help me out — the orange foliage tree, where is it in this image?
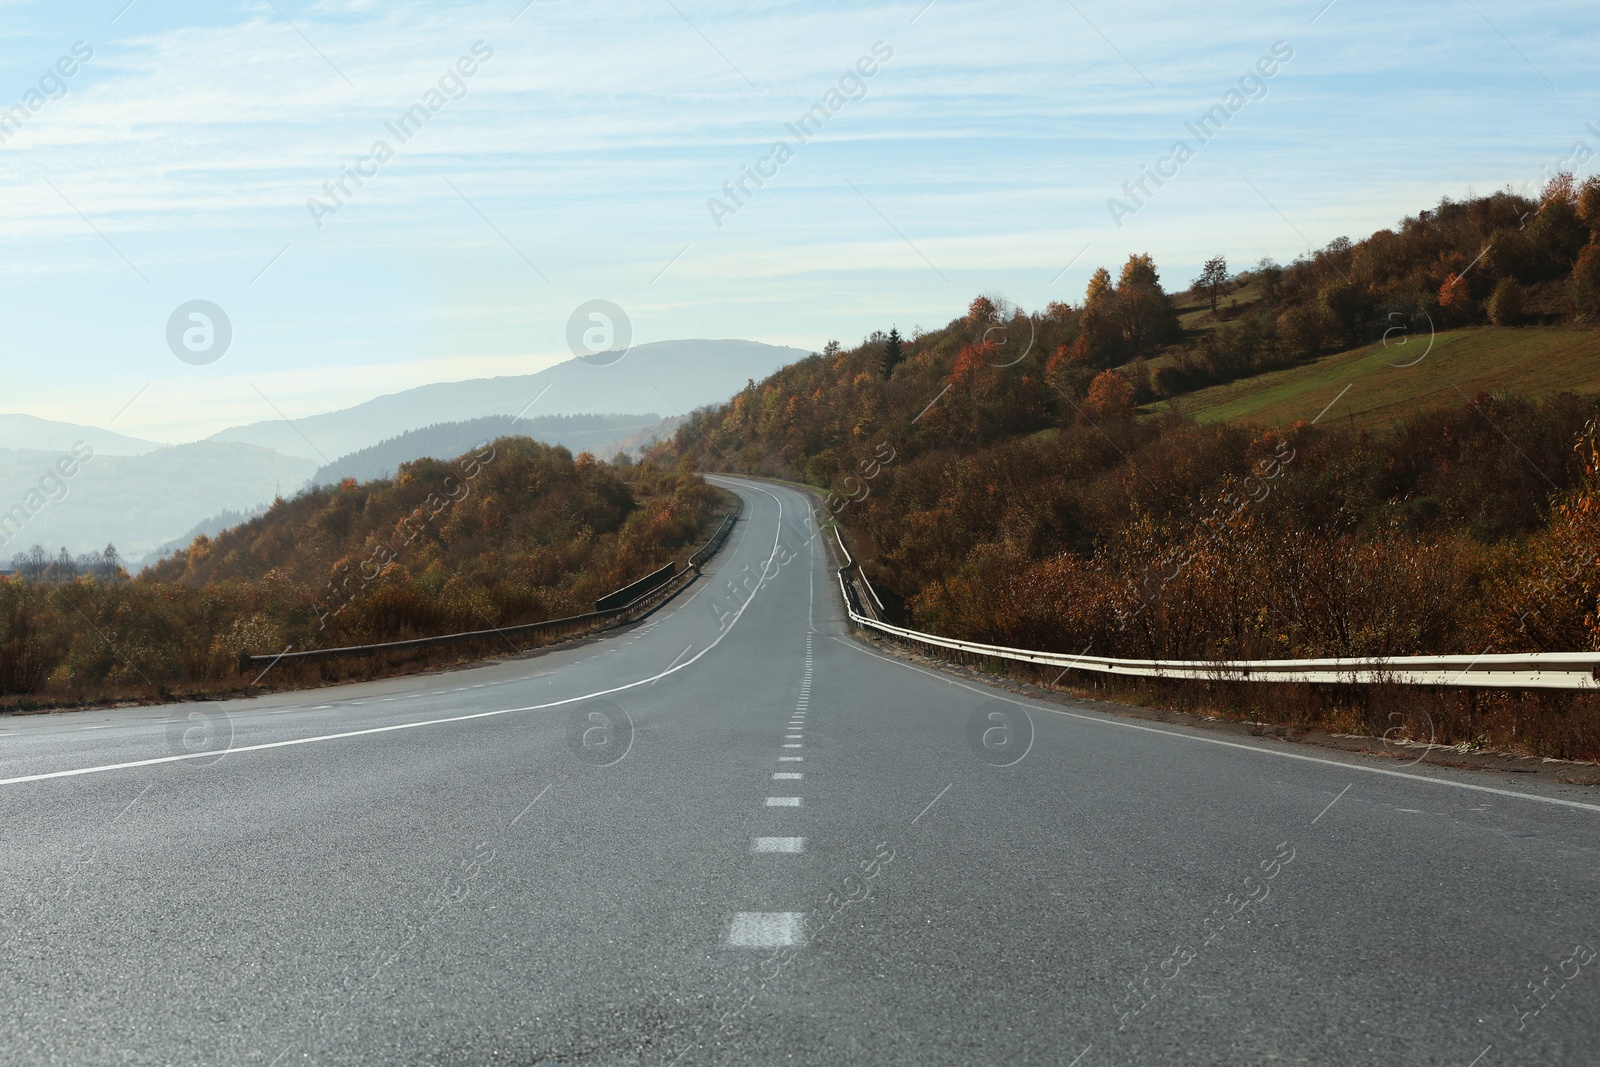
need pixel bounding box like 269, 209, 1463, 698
1085, 369, 1137, 420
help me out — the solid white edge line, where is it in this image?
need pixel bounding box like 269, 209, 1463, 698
0, 485, 791, 790
829, 636, 1600, 815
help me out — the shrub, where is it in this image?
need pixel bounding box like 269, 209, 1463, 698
1488, 277, 1524, 325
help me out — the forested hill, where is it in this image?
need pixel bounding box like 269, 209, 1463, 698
148, 438, 713, 614
0, 440, 721, 709
654, 180, 1600, 666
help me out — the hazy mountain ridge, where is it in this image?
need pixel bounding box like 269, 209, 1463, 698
307, 414, 670, 486
0, 414, 161, 456
210, 339, 809, 463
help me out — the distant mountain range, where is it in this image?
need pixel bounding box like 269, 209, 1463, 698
306, 414, 673, 486
0, 414, 161, 456
3, 338, 805, 561
209, 339, 807, 463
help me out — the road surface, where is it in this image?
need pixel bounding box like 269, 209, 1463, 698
1, 477, 1597, 1065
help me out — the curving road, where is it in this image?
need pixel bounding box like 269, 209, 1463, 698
2, 477, 1598, 1066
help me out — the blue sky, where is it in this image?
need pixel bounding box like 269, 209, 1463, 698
1, 0, 1596, 442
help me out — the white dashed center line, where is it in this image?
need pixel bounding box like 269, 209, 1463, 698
779, 756, 804, 762
728, 912, 806, 947
766, 796, 802, 807
752, 837, 806, 853
773, 772, 803, 779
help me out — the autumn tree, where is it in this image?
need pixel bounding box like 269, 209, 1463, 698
1085, 369, 1137, 421
948, 340, 994, 386
1319, 278, 1373, 347
1120, 253, 1160, 289
1578, 175, 1600, 238
1193, 255, 1228, 312
1528, 173, 1588, 272
1111, 285, 1180, 359
1084, 267, 1113, 307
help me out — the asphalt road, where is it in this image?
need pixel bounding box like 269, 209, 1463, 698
2, 477, 1598, 1066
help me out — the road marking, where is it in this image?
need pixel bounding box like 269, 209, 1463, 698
773, 772, 803, 779
0, 488, 793, 791
786, 734, 803, 740
728, 912, 805, 947
833, 637, 1600, 815
766, 797, 802, 807
752, 837, 806, 853
783, 743, 803, 748
779, 756, 804, 762
79, 724, 117, 731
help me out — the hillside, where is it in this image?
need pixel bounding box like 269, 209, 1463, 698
652, 182, 1600, 680
2, 440, 722, 706
210, 339, 810, 463
1171, 326, 1600, 431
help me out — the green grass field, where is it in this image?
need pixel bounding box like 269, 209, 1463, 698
1154, 326, 1600, 430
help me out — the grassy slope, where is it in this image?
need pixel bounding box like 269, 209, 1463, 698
1155, 326, 1600, 431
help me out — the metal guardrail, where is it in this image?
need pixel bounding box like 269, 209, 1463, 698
596, 562, 677, 612
689, 511, 737, 570
239, 506, 741, 673
832, 552, 1600, 691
